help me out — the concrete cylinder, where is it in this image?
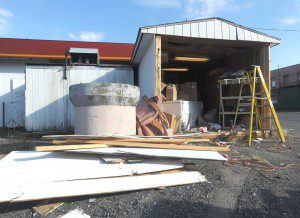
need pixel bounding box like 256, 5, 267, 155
69, 83, 140, 135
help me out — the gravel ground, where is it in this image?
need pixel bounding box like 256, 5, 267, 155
0, 129, 299, 217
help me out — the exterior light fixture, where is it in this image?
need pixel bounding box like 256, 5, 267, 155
162, 68, 189, 72
174, 56, 210, 62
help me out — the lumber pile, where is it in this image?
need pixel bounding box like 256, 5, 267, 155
0, 133, 229, 203
136, 96, 180, 136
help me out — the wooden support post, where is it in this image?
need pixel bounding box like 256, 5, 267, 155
155, 36, 162, 96
261, 46, 271, 129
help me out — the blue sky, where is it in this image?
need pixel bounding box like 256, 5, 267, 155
0, 0, 299, 70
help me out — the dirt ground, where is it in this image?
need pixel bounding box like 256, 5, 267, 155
0, 113, 299, 217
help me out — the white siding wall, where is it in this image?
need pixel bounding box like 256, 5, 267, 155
138, 35, 156, 97
0, 60, 25, 128
25, 65, 134, 131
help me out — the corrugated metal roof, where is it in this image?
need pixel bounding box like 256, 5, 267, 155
140, 17, 280, 43
131, 18, 281, 64
0, 38, 134, 61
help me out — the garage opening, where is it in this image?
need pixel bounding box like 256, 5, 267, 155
160, 35, 271, 127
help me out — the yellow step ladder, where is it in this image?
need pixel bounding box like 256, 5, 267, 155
233, 65, 285, 146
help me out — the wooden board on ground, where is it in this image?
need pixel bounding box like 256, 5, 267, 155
42, 132, 202, 140
194, 131, 270, 139
51, 138, 211, 145
33, 201, 64, 215
68, 147, 228, 161
0, 171, 205, 203
0, 151, 183, 183
36, 141, 230, 152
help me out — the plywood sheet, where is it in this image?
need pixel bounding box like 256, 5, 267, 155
69, 147, 227, 161
0, 171, 205, 202
0, 151, 183, 183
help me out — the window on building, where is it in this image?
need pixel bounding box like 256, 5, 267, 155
298, 72, 300, 81
283, 74, 289, 86
272, 80, 276, 87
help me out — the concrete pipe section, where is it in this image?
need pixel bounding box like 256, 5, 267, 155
69, 83, 140, 135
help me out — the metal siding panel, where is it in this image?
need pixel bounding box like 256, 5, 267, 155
191, 22, 199, 37
221, 22, 230, 40
165, 25, 174, 35
258, 34, 265, 42
182, 23, 190, 37
264, 36, 270, 42
206, 20, 215, 38
174, 24, 183, 36
198, 21, 207, 38
147, 28, 157, 34
244, 29, 252, 41
229, 25, 237, 40
156, 26, 166, 34
32, 68, 40, 130
214, 20, 222, 39
40, 68, 46, 129
237, 27, 245, 40
0, 60, 25, 127
250, 32, 258, 41
25, 66, 65, 131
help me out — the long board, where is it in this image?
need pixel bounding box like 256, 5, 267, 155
35, 142, 230, 152
52, 138, 211, 145
0, 171, 205, 203
0, 151, 183, 183
42, 132, 202, 140
68, 147, 228, 161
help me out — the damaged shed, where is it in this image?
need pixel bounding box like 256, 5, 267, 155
131, 18, 280, 129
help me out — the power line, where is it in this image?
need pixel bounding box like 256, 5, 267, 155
249, 27, 300, 32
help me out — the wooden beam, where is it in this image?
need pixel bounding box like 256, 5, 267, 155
260, 46, 271, 129
155, 35, 162, 96
36, 141, 230, 152
52, 138, 211, 145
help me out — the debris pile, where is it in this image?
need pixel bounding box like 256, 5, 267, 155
0, 132, 230, 203
136, 96, 181, 136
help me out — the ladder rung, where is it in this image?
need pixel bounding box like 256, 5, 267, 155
254, 97, 268, 100
239, 103, 252, 106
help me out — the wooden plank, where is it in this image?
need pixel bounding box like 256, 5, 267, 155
36, 141, 230, 152
0, 151, 183, 183
262, 46, 271, 128
43, 130, 268, 141
69, 148, 228, 161
52, 138, 210, 145
155, 35, 162, 95
166, 84, 177, 101
33, 201, 64, 215
0, 171, 205, 202
42, 132, 203, 140
163, 112, 180, 134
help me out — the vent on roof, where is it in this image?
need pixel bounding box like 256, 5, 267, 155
69, 47, 99, 65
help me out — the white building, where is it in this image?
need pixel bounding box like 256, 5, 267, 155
0, 38, 134, 131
